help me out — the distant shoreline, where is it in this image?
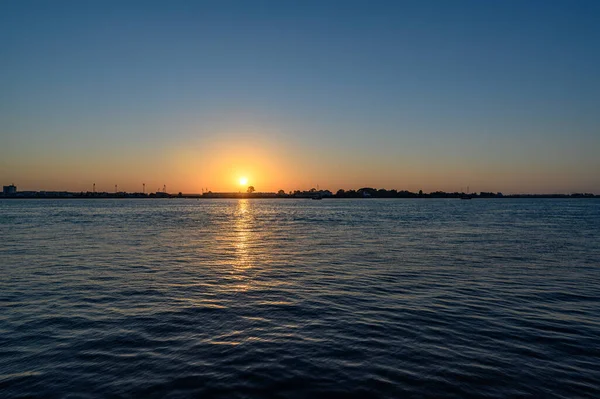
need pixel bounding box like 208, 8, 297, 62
2, 185, 597, 199
1, 193, 597, 200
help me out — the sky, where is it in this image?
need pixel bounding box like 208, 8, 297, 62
1, 0, 599, 194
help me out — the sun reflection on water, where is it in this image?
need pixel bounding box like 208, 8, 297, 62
231, 199, 253, 291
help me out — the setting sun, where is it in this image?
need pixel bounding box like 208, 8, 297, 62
239, 177, 248, 186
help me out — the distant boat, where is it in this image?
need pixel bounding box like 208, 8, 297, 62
460, 186, 473, 200
312, 193, 323, 200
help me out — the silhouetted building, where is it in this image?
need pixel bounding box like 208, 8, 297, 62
3, 184, 16, 196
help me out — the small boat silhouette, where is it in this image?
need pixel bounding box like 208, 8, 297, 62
460, 186, 473, 200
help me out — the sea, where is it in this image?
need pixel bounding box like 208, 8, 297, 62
1, 198, 599, 398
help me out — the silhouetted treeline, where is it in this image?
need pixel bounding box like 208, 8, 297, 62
1, 188, 597, 199
332, 188, 503, 198
331, 189, 595, 199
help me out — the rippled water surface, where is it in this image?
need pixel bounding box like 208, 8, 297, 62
1, 198, 600, 398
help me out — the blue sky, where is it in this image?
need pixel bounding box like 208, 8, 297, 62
1, 0, 599, 193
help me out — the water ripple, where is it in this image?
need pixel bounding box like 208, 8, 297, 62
1, 198, 599, 398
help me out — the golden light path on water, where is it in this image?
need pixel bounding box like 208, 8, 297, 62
232, 199, 252, 291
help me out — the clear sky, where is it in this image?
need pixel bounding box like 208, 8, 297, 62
1, 0, 599, 194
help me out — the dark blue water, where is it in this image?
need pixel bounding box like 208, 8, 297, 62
1, 199, 599, 398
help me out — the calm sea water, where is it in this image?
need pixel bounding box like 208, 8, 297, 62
1, 198, 599, 398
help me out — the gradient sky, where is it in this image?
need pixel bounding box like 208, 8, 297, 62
1, 0, 599, 194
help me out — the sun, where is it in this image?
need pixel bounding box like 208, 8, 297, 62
239, 177, 248, 186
